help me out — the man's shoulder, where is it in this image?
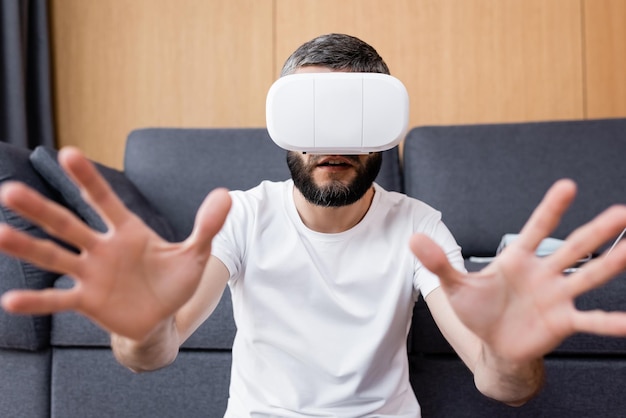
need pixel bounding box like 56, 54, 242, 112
226, 180, 292, 217
231, 179, 291, 198
374, 183, 439, 214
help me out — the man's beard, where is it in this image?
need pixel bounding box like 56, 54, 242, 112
286, 152, 383, 207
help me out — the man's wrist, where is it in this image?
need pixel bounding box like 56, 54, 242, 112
474, 345, 545, 406
110, 318, 179, 373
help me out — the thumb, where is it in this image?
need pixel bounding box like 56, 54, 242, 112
409, 233, 464, 288
188, 188, 232, 254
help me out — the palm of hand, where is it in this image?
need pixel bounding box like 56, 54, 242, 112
0, 147, 231, 341
411, 179, 626, 363
70, 217, 209, 340
446, 245, 574, 363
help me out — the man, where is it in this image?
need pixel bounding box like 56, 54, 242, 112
2, 34, 626, 417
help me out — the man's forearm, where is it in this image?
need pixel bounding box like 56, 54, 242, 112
111, 318, 180, 373
473, 345, 545, 406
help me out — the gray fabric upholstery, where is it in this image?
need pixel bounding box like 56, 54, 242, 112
410, 357, 626, 417
124, 127, 403, 242
405, 118, 626, 417
3, 123, 626, 417
51, 348, 231, 418
30, 146, 176, 241
124, 128, 291, 242
0, 348, 51, 417
51, 275, 236, 349
404, 118, 626, 257
410, 271, 626, 356
0, 141, 61, 350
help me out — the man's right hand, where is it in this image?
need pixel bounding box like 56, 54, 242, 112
0, 147, 232, 342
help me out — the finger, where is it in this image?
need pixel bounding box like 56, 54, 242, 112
1, 287, 80, 315
515, 179, 577, 253
410, 233, 465, 288
1, 181, 99, 250
548, 205, 626, 272
571, 309, 626, 337
57, 147, 131, 228
188, 188, 232, 255
566, 240, 626, 297
0, 223, 81, 275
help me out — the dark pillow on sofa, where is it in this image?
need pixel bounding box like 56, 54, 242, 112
0, 142, 63, 350
29, 146, 175, 242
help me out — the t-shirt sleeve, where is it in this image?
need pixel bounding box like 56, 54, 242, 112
413, 216, 466, 298
210, 191, 248, 280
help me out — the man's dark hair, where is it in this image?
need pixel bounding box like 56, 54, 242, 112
280, 33, 390, 76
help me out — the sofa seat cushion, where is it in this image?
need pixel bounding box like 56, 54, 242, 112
51, 348, 230, 418
0, 142, 64, 350
51, 275, 236, 349
0, 348, 51, 416
29, 146, 175, 241
410, 355, 626, 417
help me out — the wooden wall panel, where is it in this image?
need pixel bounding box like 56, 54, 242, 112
50, 1, 625, 167
50, 0, 274, 168
275, 0, 585, 127
584, 0, 626, 118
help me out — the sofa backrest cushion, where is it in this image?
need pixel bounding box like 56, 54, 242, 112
124, 128, 403, 242
403, 118, 626, 258
0, 142, 61, 350
405, 118, 626, 357
124, 128, 290, 242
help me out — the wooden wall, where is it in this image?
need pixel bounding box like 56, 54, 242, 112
50, 0, 626, 168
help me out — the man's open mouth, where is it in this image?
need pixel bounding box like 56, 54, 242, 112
316, 156, 357, 167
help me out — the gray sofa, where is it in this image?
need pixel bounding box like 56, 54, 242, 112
1, 119, 625, 417
406, 118, 626, 417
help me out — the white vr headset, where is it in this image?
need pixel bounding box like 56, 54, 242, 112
266, 72, 409, 154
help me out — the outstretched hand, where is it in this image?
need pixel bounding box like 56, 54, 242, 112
410, 179, 626, 363
0, 147, 231, 341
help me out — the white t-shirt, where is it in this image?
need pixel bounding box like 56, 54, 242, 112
211, 180, 464, 417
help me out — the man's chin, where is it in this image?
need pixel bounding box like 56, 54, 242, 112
313, 171, 356, 185
313, 181, 353, 195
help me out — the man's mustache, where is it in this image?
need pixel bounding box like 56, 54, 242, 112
309, 155, 362, 165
